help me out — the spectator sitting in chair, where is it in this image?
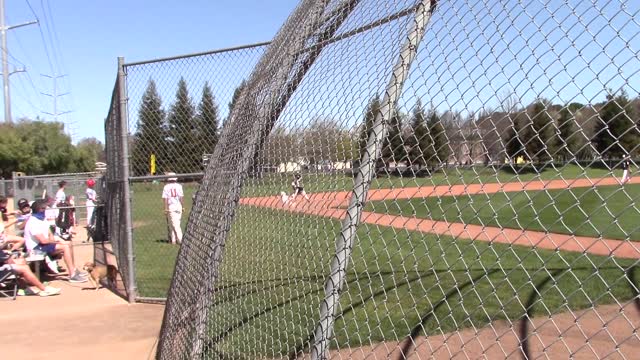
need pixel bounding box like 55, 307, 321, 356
1, 249, 61, 296
24, 199, 87, 283
0, 196, 25, 252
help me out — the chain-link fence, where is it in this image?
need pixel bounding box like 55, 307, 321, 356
103, 0, 640, 358
103, 44, 269, 301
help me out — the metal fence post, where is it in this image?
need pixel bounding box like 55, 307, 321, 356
310, 1, 437, 358
117, 56, 137, 303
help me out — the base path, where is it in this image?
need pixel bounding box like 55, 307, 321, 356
241, 177, 640, 259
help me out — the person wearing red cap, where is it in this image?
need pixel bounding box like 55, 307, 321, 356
85, 179, 97, 228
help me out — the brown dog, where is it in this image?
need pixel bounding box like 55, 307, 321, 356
82, 262, 118, 290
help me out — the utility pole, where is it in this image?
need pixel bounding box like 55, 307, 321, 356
41, 73, 71, 122
0, 0, 37, 123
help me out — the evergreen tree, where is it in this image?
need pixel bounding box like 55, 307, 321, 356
504, 113, 525, 162
381, 111, 406, 165
593, 91, 639, 158
227, 80, 247, 122
526, 100, 557, 162
427, 110, 450, 166
557, 107, 582, 161
196, 82, 220, 161
406, 100, 430, 168
359, 96, 382, 163
166, 77, 197, 173
131, 79, 166, 176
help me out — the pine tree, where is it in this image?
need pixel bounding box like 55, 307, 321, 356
427, 110, 450, 166
227, 80, 247, 122
381, 111, 406, 165
131, 79, 166, 176
527, 100, 557, 162
504, 113, 525, 162
196, 82, 220, 162
593, 91, 639, 159
557, 107, 581, 161
166, 77, 197, 173
359, 96, 382, 164
406, 101, 430, 168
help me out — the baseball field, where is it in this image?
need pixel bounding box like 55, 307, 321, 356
129, 164, 640, 356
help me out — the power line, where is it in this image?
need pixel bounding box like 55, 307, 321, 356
0, 0, 37, 122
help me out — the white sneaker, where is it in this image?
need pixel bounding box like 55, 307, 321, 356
280, 191, 288, 204
45, 256, 59, 274
39, 286, 61, 297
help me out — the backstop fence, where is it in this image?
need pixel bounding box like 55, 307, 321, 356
103, 0, 640, 358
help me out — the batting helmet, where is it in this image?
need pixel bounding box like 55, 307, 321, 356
87, 178, 96, 187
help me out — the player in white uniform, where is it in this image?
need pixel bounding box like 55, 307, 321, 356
162, 173, 184, 245
282, 173, 310, 205
621, 156, 632, 185
85, 178, 97, 227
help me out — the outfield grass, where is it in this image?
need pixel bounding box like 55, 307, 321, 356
368, 184, 640, 241
127, 168, 638, 356
202, 207, 637, 357
242, 164, 617, 197
130, 181, 196, 297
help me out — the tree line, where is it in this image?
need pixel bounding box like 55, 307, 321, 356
0, 119, 104, 178
133, 76, 640, 175
260, 91, 640, 171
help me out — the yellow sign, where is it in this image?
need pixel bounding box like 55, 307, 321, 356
150, 153, 156, 175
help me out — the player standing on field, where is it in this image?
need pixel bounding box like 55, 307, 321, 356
621, 156, 632, 185
284, 173, 310, 205
162, 172, 184, 245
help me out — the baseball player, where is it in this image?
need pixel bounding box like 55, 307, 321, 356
162, 172, 184, 244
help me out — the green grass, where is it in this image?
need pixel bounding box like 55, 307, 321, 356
242, 164, 616, 197
200, 207, 637, 357
368, 184, 640, 241
127, 167, 638, 356
130, 181, 197, 297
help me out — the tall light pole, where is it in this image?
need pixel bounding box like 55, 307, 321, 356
0, 0, 37, 123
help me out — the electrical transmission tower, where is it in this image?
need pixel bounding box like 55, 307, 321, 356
41, 73, 72, 122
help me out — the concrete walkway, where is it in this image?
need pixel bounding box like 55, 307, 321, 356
1, 240, 164, 360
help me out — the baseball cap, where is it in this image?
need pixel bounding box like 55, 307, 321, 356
166, 172, 178, 181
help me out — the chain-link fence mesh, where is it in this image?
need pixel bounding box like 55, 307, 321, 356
105, 75, 135, 301
120, 43, 268, 299
102, 0, 640, 357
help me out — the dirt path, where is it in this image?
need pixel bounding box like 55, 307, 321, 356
241, 177, 640, 258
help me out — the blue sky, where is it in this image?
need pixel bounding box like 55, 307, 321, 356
4, 0, 300, 142
4, 0, 640, 145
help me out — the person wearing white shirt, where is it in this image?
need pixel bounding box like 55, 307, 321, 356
85, 178, 98, 226
24, 199, 87, 283
162, 173, 184, 245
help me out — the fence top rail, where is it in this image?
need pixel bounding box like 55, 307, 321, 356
122, 41, 272, 67
15, 171, 101, 180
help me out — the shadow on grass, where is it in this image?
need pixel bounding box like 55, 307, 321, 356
198, 266, 630, 359
396, 269, 500, 359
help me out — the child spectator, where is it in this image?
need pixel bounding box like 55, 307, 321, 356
85, 178, 97, 227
